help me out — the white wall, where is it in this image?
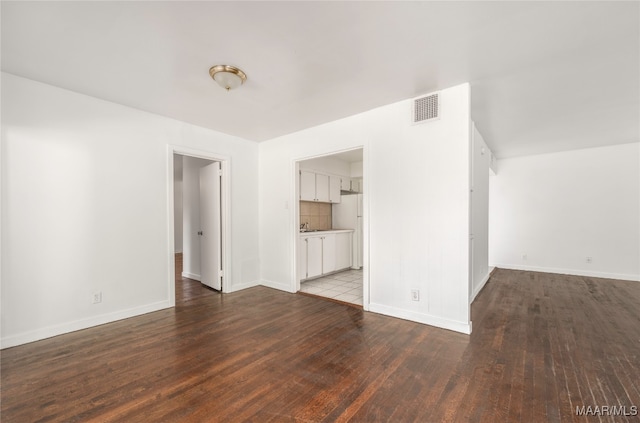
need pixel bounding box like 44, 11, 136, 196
173, 154, 183, 253
489, 143, 640, 281
299, 155, 351, 178
181, 156, 213, 280
1, 73, 260, 348
350, 161, 363, 178
259, 83, 474, 333
470, 123, 492, 302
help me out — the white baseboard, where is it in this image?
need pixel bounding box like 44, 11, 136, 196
260, 279, 296, 293
0, 300, 172, 349
493, 264, 640, 282
182, 271, 201, 281
259, 280, 470, 334
470, 267, 494, 303
368, 303, 472, 335
227, 280, 259, 293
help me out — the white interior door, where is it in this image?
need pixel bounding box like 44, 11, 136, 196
199, 162, 222, 290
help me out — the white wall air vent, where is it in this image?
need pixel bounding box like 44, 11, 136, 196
413, 93, 440, 124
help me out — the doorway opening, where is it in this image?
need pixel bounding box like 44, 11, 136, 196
294, 148, 366, 308
168, 146, 230, 306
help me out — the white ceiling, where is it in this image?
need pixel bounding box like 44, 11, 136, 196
2, 1, 638, 158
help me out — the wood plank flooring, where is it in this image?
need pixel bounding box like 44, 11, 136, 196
1, 263, 639, 422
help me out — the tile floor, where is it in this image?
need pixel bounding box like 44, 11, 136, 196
299, 269, 363, 306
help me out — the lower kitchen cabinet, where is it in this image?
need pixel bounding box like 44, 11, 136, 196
321, 234, 336, 274
297, 237, 307, 282
306, 236, 323, 279
334, 233, 352, 270
299, 231, 353, 281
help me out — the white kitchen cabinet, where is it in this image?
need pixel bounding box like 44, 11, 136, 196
306, 236, 323, 279
321, 234, 336, 274
298, 237, 307, 281
315, 173, 330, 202
299, 230, 354, 281
300, 170, 337, 203
335, 233, 352, 270
300, 171, 316, 202
329, 176, 342, 204
341, 177, 350, 191
350, 178, 362, 193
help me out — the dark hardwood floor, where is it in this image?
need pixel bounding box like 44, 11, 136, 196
1, 259, 639, 422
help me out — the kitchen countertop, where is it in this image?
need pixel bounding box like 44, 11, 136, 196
299, 229, 354, 235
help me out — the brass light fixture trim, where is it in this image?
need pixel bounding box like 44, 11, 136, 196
209, 65, 247, 91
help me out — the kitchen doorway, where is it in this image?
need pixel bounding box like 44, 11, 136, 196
294, 148, 366, 308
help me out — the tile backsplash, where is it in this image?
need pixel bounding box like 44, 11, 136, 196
300, 201, 332, 230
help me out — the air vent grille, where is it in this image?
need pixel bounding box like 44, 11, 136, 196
413, 93, 439, 123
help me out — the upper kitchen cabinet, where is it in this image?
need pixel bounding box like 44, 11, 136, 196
340, 178, 363, 193
351, 178, 363, 193
300, 170, 316, 201
299, 170, 341, 203
316, 173, 330, 202
329, 176, 341, 203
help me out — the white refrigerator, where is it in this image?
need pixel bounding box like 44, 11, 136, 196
332, 194, 363, 269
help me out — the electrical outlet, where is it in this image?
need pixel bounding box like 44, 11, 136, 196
586, 257, 593, 264
92, 291, 102, 304
411, 290, 420, 301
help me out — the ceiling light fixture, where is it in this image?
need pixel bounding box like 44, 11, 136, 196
209, 65, 247, 91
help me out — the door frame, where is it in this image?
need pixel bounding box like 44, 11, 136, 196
166, 145, 231, 304
292, 146, 369, 311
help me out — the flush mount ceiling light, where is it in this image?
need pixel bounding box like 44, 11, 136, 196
209, 65, 247, 91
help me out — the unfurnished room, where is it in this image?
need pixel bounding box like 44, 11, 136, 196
1, 1, 639, 422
